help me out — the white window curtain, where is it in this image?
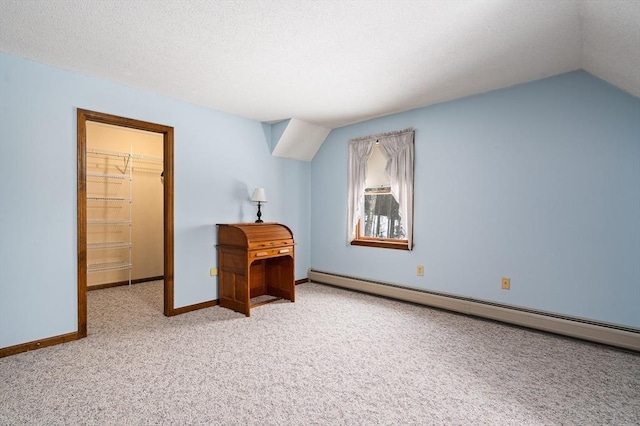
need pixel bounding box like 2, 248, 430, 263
347, 138, 375, 244
347, 128, 415, 249
378, 130, 414, 249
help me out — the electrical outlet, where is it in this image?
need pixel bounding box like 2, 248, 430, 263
210, 268, 218, 276
501, 277, 510, 290
417, 265, 424, 276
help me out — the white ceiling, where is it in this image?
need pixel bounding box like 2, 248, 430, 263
1, 0, 638, 130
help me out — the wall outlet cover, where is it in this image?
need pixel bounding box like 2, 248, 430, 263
501, 277, 510, 290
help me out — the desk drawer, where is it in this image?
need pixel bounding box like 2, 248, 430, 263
250, 246, 293, 260
248, 239, 294, 250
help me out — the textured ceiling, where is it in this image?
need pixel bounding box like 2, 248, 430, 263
0, 0, 638, 129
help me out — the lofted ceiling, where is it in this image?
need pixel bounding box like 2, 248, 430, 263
0, 0, 638, 132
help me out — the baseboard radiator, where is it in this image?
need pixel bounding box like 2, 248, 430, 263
307, 269, 640, 352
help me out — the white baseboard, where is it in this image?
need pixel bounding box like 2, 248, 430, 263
307, 269, 640, 352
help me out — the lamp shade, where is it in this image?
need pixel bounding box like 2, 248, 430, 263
251, 188, 267, 203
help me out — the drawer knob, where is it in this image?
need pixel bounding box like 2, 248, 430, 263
279, 249, 290, 254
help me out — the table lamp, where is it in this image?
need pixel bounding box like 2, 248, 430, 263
251, 188, 267, 223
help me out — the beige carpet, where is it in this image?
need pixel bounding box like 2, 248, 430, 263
0, 280, 638, 425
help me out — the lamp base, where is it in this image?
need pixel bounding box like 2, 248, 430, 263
255, 202, 263, 223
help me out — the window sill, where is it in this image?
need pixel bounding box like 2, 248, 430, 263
350, 239, 410, 251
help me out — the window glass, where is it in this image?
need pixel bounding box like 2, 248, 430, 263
362, 188, 405, 239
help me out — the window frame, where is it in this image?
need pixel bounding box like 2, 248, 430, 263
351, 186, 410, 250
347, 128, 415, 251
351, 220, 410, 250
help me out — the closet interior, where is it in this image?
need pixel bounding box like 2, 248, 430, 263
86, 122, 164, 289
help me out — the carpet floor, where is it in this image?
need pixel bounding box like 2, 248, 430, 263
0, 280, 638, 425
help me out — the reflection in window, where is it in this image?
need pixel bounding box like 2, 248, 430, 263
362, 188, 405, 239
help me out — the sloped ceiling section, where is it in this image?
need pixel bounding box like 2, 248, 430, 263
271, 119, 331, 162
0, 1, 638, 161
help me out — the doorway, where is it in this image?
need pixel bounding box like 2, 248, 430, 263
77, 109, 175, 339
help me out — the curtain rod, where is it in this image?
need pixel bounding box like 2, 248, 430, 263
349, 127, 414, 143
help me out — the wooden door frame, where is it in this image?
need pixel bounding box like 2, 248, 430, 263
77, 108, 175, 338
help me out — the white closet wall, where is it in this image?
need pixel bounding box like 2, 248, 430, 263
86, 122, 164, 287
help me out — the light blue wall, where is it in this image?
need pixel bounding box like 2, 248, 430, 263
0, 53, 311, 348
311, 71, 640, 328
2, 55, 638, 349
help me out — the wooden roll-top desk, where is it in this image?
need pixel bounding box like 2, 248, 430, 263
216, 223, 295, 316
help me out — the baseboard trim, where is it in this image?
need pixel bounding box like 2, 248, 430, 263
170, 280, 306, 315
88, 276, 164, 291
0, 332, 80, 358
307, 269, 640, 352
169, 299, 218, 316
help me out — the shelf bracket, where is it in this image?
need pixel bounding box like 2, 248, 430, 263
116, 155, 130, 174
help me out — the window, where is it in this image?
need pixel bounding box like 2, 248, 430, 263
362, 187, 405, 240
347, 128, 414, 250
